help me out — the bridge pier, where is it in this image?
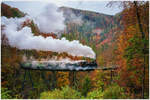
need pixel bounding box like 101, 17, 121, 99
51, 71, 57, 90
110, 69, 113, 83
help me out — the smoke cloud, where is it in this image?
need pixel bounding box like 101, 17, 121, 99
68, 11, 83, 25
33, 3, 66, 33
1, 15, 95, 58
63, 8, 83, 25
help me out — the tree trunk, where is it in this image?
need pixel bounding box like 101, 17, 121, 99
133, 1, 146, 99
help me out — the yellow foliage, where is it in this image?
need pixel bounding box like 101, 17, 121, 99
56, 72, 70, 88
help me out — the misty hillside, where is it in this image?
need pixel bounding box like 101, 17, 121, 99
60, 7, 114, 29
1, 3, 122, 43
60, 6, 123, 55
1, 3, 123, 62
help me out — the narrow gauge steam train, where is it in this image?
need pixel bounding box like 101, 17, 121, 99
66, 59, 98, 68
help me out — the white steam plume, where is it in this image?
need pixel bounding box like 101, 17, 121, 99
68, 11, 83, 25
1, 16, 95, 59
62, 8, 83, 25
33, 3, 65, 33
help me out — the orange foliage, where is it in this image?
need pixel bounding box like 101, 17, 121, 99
56, 72, 70, 88
115, 2, 149, 96
38, 33, 57, 38
100, 38, 110, 45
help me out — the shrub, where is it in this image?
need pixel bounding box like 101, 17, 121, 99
40, 89, 63, 99
103, 83, 127, 99
86, 89, 103, 99
1, 88, 12, 99
81, 76, 91, 96
40, 86, 82, 99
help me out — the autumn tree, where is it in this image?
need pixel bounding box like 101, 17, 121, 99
109, 1, 149, 98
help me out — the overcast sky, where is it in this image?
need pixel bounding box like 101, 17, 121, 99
3, 0, 123, 16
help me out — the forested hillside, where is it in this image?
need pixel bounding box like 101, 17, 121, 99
60, 6, 123, 66
1, 1, 149, 99
1, 3, 25, 17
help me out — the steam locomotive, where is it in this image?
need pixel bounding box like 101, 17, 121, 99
79, 60, 97, 67
68, 59, 97, 68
